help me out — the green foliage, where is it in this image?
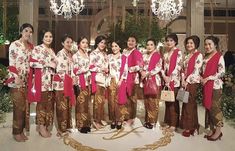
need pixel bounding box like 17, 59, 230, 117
0, 5, 19, 43
0, 64, 12, 123
0, 6, 3, 35
0, 110, 6, 123
0, 64, 8, 84
0, 7, 5, 45
0, 34, 6, 45
221, 64, 235, 120
107, 15, 166, 49
197, 65, 235, 121
196, 85, 203, 105
6, 8, 19, 42
0, 92, 11, 113
221, 92, 235, 119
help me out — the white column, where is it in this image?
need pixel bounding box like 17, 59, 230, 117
19, 0, 39, 45
186, 0, 204, 51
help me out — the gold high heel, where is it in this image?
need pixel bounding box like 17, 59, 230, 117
13, 135, 25, 142
207, 132, 223, 141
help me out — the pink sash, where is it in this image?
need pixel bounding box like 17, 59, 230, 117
27, 58, 42, 103
73, 68, 86, 90
167, 49, 179, 90
203, 52, 221, 110
186, 51, 200, 78
126, 49, 143, 96
5, 66, 18, 84
147, 52, 161, 84
118, 55, 127, 105
53, 74, 62, 82
8, 66, 18, 74
89, 65, 97, 93
28, 42, 34, 50
64, 74, 76, 106
79, 74, 86, 90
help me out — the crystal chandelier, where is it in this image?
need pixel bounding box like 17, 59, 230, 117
50, 0, 85, 20
151, 0, 183, 21
132, 0, 139, 7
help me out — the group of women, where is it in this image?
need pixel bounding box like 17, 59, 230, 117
7, 23, 225, 143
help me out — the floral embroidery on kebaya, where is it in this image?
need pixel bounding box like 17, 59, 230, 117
53, 49, 73, 91
143, 52, 162, 86
162, 48, 183, 87
182, 50, 203, 84
72, 50, 90, 86
202, 55, 225, 89
8, 40, 32, 88
108, 53, 122, 84
30, 44, 57, 92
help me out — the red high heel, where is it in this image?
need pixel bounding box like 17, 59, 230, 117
190, 125, 200, 136
182, 125, 200, 137
207, 132, 223, 141
182, 130, 191, 137
204, 130, 216, 138
144, 122, 153, 129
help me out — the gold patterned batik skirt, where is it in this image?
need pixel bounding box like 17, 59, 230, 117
55, 91, 72, 133
205, 89, 223, 130
75, 87, 91, 128
144, 95, 160, 124
36, 91, 54, 127
108, 78, 127, 122
164, 88, 180, 127
180, 84, 199, 130
10, 88, 30, 135
93, 85, 106, 123
125, 84, 139, 120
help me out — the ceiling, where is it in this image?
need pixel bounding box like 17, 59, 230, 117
2, 0, 235, 9
203, 0, 235, 8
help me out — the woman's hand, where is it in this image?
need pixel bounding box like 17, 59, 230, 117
164, 76, 171, 84
182, 81, 188, 89
50, 62, 57, 68
102, 68, 109, 74
141, 71, 147, 80
15, 77, 23, 85
182, 80, 188, 89
201, 77, 209, 85
118, 79, 123, 87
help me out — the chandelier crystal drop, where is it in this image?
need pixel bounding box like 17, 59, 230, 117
132, 0, 139, 7
151, 0, 183, 21
50, 0, 85, 20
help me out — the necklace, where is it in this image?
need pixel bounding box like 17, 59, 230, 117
205, 50, 216, 60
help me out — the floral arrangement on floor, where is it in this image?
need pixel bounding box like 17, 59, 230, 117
197, 64, 235, 125
0, 34, 6, 45
221, 65, 235, 121
71, 41, 78, 54
0, 64, 12, 123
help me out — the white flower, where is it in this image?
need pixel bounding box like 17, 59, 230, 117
71, 41, 78, 54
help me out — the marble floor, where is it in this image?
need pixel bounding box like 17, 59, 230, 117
0, 101, 235, 151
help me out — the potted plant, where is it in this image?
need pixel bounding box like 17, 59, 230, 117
0, 64, 12, 123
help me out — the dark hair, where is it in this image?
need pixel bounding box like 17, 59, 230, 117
39, 29, 53, 45
112, 40, 123, 49
146, 38, 157, 46
128, 35, 138, 43
19, 23, 34, 38
184, 35, 200, 49
94, 35, 106, 49
77, 36, 88, 45
165, 33, 178, 46
20, 23, 34, 33
77, 36, 89, 49
204, 35, 220, 50
61, 34, 73, 43
224, 51, 235, 68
